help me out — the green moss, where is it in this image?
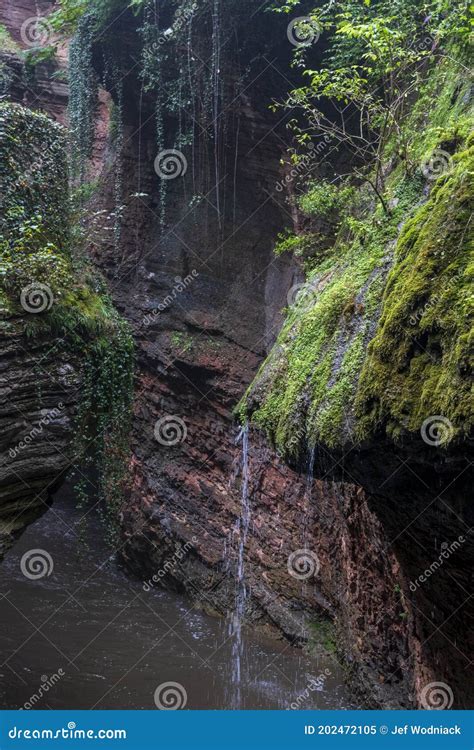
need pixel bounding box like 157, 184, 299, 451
0, 24, 20, 54
248, 178, 421, 457
170, 330, 194, 353
244, 58, 472, 459
0, 103, 70, 248
0, 102, 134, 541
404, 58, 473, 168
355, 143, 473, 442
307, 618, 337, 655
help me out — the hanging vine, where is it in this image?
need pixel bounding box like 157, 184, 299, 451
139, 0, 167, 227
68, 11, 98, 184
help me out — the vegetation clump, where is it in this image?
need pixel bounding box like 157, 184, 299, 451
241, 0, 472, 459
355, 140, 473, 442
0, 102, 134, 542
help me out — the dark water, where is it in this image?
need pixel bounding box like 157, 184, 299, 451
0, 481, 354, 710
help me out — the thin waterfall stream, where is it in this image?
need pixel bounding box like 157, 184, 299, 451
230, 422, 251, 708
0, 468, 353, 710
303, 446, 316, 548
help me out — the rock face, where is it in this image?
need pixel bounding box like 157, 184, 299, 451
0, 99, 77, 555
0, 100, 133, 559
69, 3, 448, 709
0, 328, 81, 556
66, 3, 470, 709
122, 427, 417, 708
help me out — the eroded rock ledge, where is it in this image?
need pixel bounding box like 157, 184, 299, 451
0, 102, 133, 557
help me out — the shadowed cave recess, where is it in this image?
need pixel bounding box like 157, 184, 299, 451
0, 0, 472, 711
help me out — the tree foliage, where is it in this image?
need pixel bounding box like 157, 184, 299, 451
274, 0, 472, 210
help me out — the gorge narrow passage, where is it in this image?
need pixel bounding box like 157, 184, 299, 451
0, 480, 354, 711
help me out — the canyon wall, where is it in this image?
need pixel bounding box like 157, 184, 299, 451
76, 3, 472, 709
0, 100, 79, 555
0, 98, 132, 557
1, 0, 471, 710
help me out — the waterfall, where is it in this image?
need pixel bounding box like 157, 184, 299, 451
302, 445, 316, 548
299, 446, 316, 600
230, 422, 250, 708
211, 0, 222, 228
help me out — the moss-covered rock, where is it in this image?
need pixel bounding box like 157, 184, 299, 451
242, 62, 473, 461
355, 141, 473, 442
0, 102, 134, 542
242, 175, 425, 457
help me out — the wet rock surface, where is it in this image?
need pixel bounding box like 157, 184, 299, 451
0, 326, 81, 557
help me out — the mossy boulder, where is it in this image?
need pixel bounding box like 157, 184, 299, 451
243, 110, 472, 460
355, 141, 473, 443
0, 102, 134, 541
242, 175, 425, 457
